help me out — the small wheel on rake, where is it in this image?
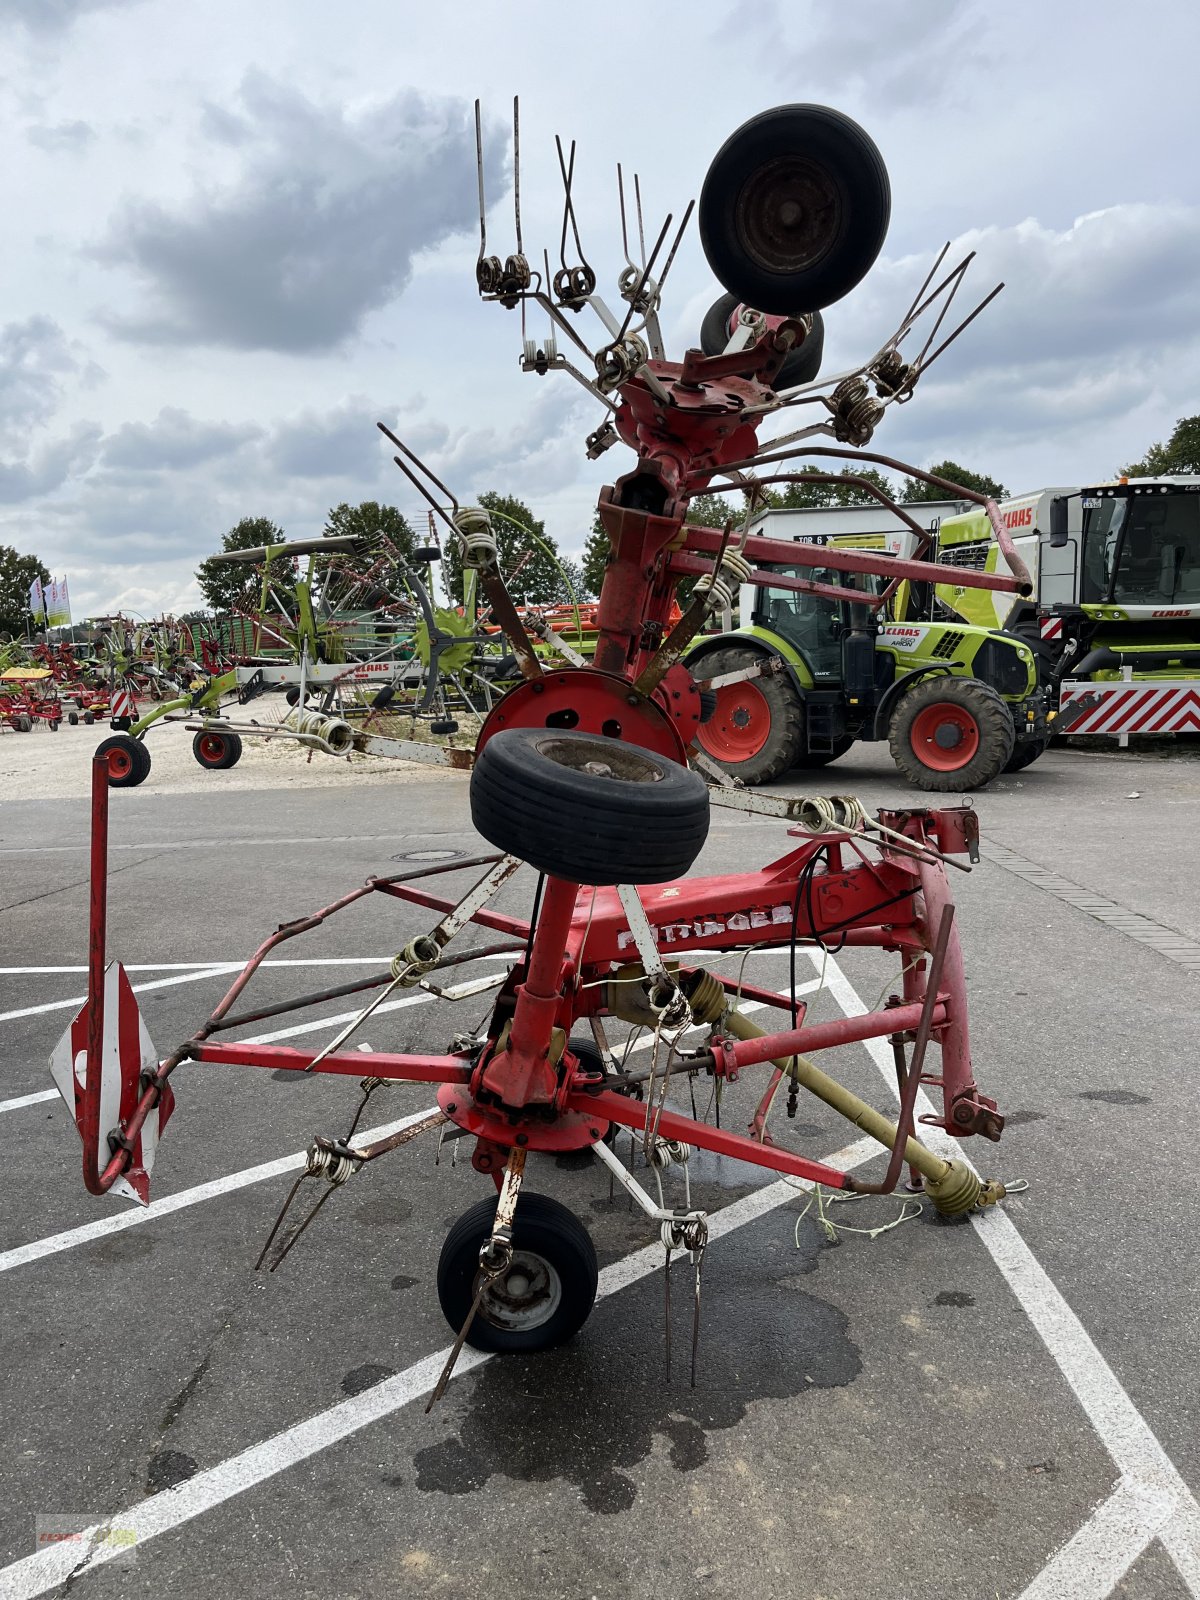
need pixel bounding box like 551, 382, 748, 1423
429, 718, 459, 736
95, 733, 151, 788
471, 728, 710, 885
83, 711, 95, 726
67, 711, 79, 726
436, 1192, 598, 1352
192, 730, 243, 771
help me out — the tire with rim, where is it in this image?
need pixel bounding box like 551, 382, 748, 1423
68, 711, 79, 726
192, 730, 243, 770
699, 104, 890, 313
699, 293, 825, 389
470, 728, 709, 884
437, 1191, 598, 1353
96, 733, 151, 788
1005, 738, 1046, 773
692, 646, 805, 784
83, 711, 95, 725
13, 714, 33, 733
888, 676, 1015, 792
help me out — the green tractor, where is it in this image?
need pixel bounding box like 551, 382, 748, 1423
689, 553, 1044, 791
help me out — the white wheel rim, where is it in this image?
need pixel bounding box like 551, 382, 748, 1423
475, 1249, 563, 1332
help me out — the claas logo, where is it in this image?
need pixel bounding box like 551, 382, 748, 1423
1001, 506, 1034, 529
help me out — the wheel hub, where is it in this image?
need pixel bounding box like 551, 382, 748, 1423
476, 1251, 562, 1330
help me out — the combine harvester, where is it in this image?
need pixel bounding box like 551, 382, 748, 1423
934, 477, 1200, 747
54, 99, 1033, 1381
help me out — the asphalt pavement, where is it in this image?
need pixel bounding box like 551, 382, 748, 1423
1, 739, 1197, 1600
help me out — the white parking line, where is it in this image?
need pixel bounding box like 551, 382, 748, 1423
5, 948, 1197, 1597
0, 966, 243, 1025
813, 950, 1200, 1600
0, 1135, 879, 1600
0, 992, 440, 1274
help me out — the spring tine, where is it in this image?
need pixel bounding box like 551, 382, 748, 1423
617, 163, 636, 271
473, 99, 487, 266
268, 1180, 340, 1273
512, 95, 522, 256
664, 1242, 673, 1383
691, 1248, 703, 1389
654, 199, 695, 303
377, 422, 461, 514
633, 173, 646, 268
912, 256, 971, 370
426, 1273, 488, 1413
919, 281, 1005, 373
614, 210, 672, 346
254, 1170, 309, 1271
897, 240, 950, 331
555, 136, 576, 271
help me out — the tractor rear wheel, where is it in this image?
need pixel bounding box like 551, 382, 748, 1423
693, 647, 805, 784
437, 1192, 598, 1352
96, 734, 152, 788
888, 677, 1014, 792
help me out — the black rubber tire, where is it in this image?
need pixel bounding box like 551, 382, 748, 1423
110, 716, 133, 732
888, 677, 1015, 792
371, 684, 396, 709
13, 714, 33, 733
412, 546, 441, 563
68, 711, 79, 726
83, 711, 95, 725
192, 730, 243, 770
429, 718, 459, 735
437, 1192, 598, 1353
699, 104, 890, 313
692, 646, 805, 785
1004, 739, 1047, 773
96, 733, 151, 788
471, 728, 709, 885
697, 686, 718, 724
699, 293, 824, 388
48, 717, 59, 732
285, 687, 301, 707
793, 735, 854, 768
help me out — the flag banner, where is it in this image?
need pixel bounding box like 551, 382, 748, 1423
28, 577, 44, 616
45, 578, 71, 628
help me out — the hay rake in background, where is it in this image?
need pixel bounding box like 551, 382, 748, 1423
55, 99, 1034, 1382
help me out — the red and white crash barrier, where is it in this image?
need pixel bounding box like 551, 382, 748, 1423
1059, 679, 1200, 736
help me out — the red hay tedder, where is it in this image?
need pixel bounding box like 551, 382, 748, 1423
53, 100, 1032, 1390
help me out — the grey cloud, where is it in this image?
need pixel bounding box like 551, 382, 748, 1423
2, 0, 136, 31
725, 0, 987, 110
97, 75, 506, 353
0, 315, 82, 430
263, 397, 386, 480
102, 407, 262, 470
0, 421, 101, 503
26, 119, 95, 151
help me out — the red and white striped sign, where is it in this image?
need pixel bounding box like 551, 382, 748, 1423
110, 682, 136, 720
1059, 680, 1200, 736
1039, 617, 1064, 642
49, 962, 174, 1205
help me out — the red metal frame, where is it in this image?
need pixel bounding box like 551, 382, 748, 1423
67, 194, 1019, 1222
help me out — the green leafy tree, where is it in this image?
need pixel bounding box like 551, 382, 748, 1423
1121, 416, 1200, 477
900, 460, 1006, 502
442, 491, 566, 605
0, 545, 52, 638
581, 515, 609, 598
323, 501, 415, 560
195, 517, 288, 614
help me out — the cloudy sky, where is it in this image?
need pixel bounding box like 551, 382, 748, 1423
2, 0, 1199, 618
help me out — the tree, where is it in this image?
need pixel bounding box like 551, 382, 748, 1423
1121, 416, 1200, 477
764, 465, 899, 509
195, 517, 288, 615
323, 501, 415, 561
581, 515, 609, 598
900, 461, 1006, 502
0, 545, 51, 639
442, 491, 567, 605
